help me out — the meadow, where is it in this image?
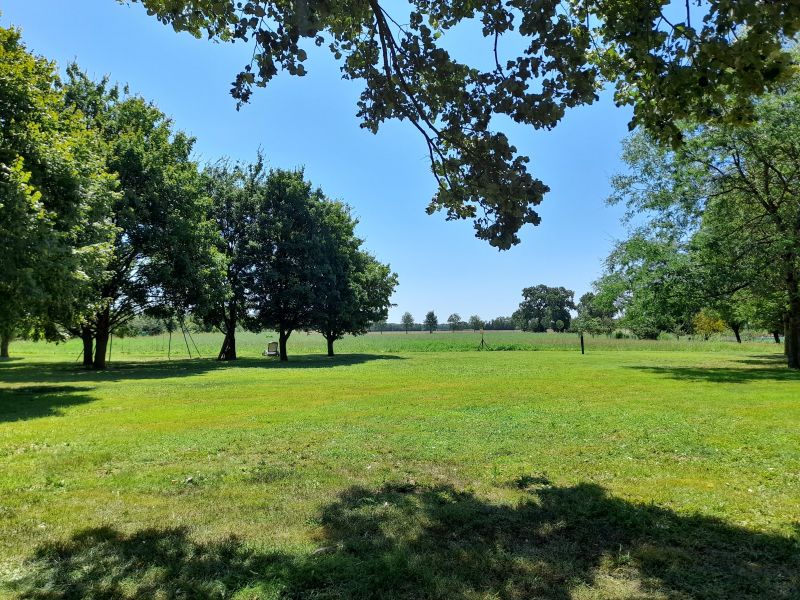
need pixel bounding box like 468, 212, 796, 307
1, 331, 798, 599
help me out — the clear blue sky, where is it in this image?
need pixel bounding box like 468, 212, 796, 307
3, 0, 631, 322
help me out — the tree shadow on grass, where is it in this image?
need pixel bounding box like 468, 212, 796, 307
0, 385, 96, 423
627, 362, 800, 384
735, 353, 789, 366
0, 354, 404, 385
10, 480, 799, 599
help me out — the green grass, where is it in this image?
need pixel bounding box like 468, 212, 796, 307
6, 329, 782, 361
1, 333, 798, 599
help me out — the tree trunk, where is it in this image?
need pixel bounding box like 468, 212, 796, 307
218, 330, 237, 361
94, 308, 111, 370
785, 265, 800, 369
217, 303, 237, 361
326, 336, 335, 357
731, 324, 741, 344
279, 329, 289, 362
773, 331, 781, 344
0, 331, 10, 358
81, 326, 94, 368
786, 316, 799, 368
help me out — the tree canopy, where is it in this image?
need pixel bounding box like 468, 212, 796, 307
468, 315, 484, 331
401, 311, 415, 333
600, 63, 800, 366
513, 284, 575, 332
311, 200, 398, 356
62, 68, 222, 369
211, 165, 397, 361
571, 292, 615, 336
2, 24, 398, 364
0, 27, 117, 357
131, 0, 799, 248
424, 310, 438, 333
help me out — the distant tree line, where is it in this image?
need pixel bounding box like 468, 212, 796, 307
0, 27, 397, 366
370, 312, 517, 333
379, 285, 586, 334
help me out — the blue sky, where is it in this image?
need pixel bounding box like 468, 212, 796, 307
3, 0, 632, 322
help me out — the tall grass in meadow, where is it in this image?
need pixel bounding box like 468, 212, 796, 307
9, 329, 780, 362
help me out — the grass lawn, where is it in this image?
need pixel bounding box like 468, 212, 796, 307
1, 332, 798, 599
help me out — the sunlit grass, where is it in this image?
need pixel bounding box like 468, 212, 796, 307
1, 337, 798, 598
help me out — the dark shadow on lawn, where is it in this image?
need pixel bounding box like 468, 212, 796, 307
627, 361, 800, 384
11, 480, 798, 599
0, 385, 95, 423
0, 354, 404, 385
735, 353, 789, 366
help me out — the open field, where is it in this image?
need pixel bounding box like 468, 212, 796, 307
5, 329, 783, 361
1, 334, 799, 599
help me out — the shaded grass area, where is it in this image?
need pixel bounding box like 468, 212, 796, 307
1, 347, 799, 598
11, 481, 799, 599
0, 385, 96, 423
629, 364, 800, 384
0, 354, 403, 386
0, 355, 402, 424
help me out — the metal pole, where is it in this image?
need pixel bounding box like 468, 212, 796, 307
180, 322, 192, 358
187, 328, 202, 358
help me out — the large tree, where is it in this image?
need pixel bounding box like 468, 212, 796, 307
607, 69, 800, 366
130, 0, 798, 248
447, 313, 462, 332
571, 292, 615, 336
0, 27, 116, 358
595, 235, 701, 339
63, 68, 221, 369
245, 168, 325, 361
513, 284, 575, 332
424, 311, 438, 334
468, 315, 484, 331
200, 157, 266, 360
311, 200, 398, 356
401, 311, 415, 333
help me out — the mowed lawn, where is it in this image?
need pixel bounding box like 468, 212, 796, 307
1, 334, 798, 599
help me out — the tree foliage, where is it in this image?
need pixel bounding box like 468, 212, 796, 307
401, 311, 415, 333
447, 313, 462, 332
0, 27, 116, 357
424, 310, 438, 333
62, 68, 222, 369
200, 156, 267, 360
468, 314, 484, 331
214, 165, 396, 360
604, 63, 800, 366
513, 284, 575, 332
131, 0, 799, 248
311, 200, 398, 356
693, 309, 726, 340
571, 292, 615, 335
